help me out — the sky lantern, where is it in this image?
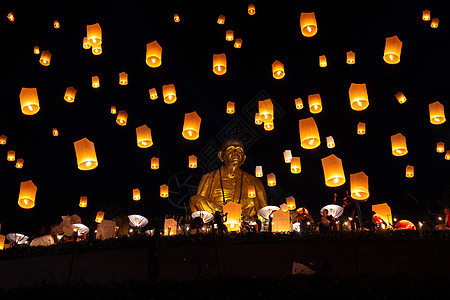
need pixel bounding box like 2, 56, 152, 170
7, 150, 15, 161
7, 12, 14, 22
272, 210, 291, 232
74, 138, 98, 171
226, 101, 235, 114
119, 72, 128, 85
151, 157, 159, 169
149, 88, 158, 100
283, 150, 292, 163
0, 235, 5, 250
319, 55, 327, 67
429, 101, 446, 125
226, 30, 234, 41
295, 98, 303, 110
248, 3, 256, 15
146, 41, 162, 68
39, 50, 51, 66
133, 188, 141, 201
286, 196, 296, 210
326, 136, 335, 148
422, 10, 431, 21
405, 165, 414, 178
267, 173, 276, 186
116, 110, 128, 126
445, 151, 450, 160
136, 125, 153, 148
321, 154, 346, 187
19, 88, 40, 115
87, 23, 102, 46
350, 172, 369, 201
92, 76, 100, 88
15, 158, 24, 169
349, 83, 369, 111
64, 86, 77, 103
255, 166, 263, 177
436, 142, 445, 153
248, 185, 256, 198
34, 46, 40, 54
391, 133, 408, 156
213, 53, 227, 75
254, 113, 262, 125
299, 117, 321, 149
83, 37, 91, 49
308, 94, 322, 114
110, 106, 116, 114
173, 13, 180, 22
160, 184, 169, 198
162, 84, 177, 104
92, 44, 102, 55
263, 120, 274, 131
223, 202, 241, 232
431, 18, 439, 28
52, 128, 59, 136
395, 92, 407, 104
54, 20, 60, 28
182, 111, 201, 140
259, 99, 274, 122
280, 203, 288, 212
383, 35, 402, 64
346, 51, 355, 64
188, 155, 197, 168
272, 60, 285, 79
217, 15, 225, 24
372, 203, 393, 226
0, 135, 7, 145
163, 218, 177, 236
290, 157, 301, 174
79, 196, 87, 208
234, 38, 242, 48
357, 122, 366, 135
95, 211, 104, 223
18, 180, 37, 209
300, 12, 317, 37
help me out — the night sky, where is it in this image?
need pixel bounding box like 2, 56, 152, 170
0, 0, 449, 236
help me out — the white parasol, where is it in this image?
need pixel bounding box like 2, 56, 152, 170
191, 211, 214, 223
128, 214, 149, 228
258, 206, 280, 220
320, 204, 344, 218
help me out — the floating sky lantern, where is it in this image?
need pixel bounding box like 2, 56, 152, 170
116, 110, 128, 126
162, 84, 177, 104
431, 18, 439, 28
259, 99, 274, 122
223, 202, 242, 232
300, 12, 317, 37
383, 35, 402, 64
151, 157, 159, 169
133, 188, 141, 201
54, 20, 60, 29
7, 12, 14, 22
119, 72, 128, 85
226, 30, 234, 41
299, 117, 320, 149
213, 53, 227, 75
267, 173, 276, 186
92, 76, 100, 88
34, 46, 40, 54
92, 44, 102, 55
272, 210, 291, 232
95, 211, 104, 223
290, 157, 301, 174
173, 13, 180, 22
295, 98, 303, 110
395, 92, 407, 104
255, 166, 263, 177
436, 142, 445, 153
52, 128, 59, 136
79, 196, 88, 208
372, 203, 393, 226
429, 101, 446, 124
19, 88, 40, 115
188, 155, 197, 168
0, 135, 6, 145
164, 218, 177, 236
182, 111, 201, 140
319, 55, 327, 67
226, 101, 235, 114
248, 185, 256, 198
74, 137, 98, 171
283, 150, 292, 163
83, 37, 90, 49
87, 23, 102, 47
350, 172, 369, 201
248, 3, 256, 15
349, 83, 369, 111
286, 196, 296, 210
39, 50, 51, 66
15, 158, 24, 169
346, 51, 355, 64
160, 184, 169, 198
7, 150, 15, 161
0, 235, 5, 250
234, 38, 242, 48
272, 60, 285, 79
149, 88, 158, 100
64, 86, 77, 103
321, 154, 346, 187
146, 41, 162, 68
263, 120, 274, 131
357, 122, 366, 135
391, 133, 408, 156
422, 10, 431, 21
110, 106, 116, 114
136, 125, 153, 148
405, 165, 414, 178
217, 15, 225, 24
18, 180, 37, 209
308, 94, 322, 114
254, 113, 262, 125
445, 151, 450, 160
326, 136, 335, 148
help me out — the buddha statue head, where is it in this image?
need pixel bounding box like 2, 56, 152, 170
218, 139, 246, 169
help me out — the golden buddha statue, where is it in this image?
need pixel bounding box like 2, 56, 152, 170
189, 140, 267, 220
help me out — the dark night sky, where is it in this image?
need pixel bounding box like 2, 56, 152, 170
0, 0, 449, 236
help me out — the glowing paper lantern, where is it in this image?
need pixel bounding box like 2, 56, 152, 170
146, 41, 162, 68
133, 188, 141, 201
20, 88, 40, 115
182, 111, 201, 140
259, 99, 274, 122
92, 44, 102, 55
300, 12, 317, 37
280, 203, 288, 212
34, 46, 40, 54
248, 185, 256, 198
429, 101, 446, 125
136, 125, 153, 148
290, 157, 301, 174
444, 150, 450, 160
18, 180, 37, 209
391, 133, 408, 156
234, 38, 242, 48
213, 53, 227, 75
272, 210, 291, 232
295, 98, 303, 110
254, 113, 262, 125
283, 150, 292, 163
116, 110, 128, 126
79, 196, 87, 207
272, 60, 285, 79
160, 184, 169, 198
357, 122, 366, 135
52, 128, 59, 136
95, 211, 104, 223
0, 135, 6, 145
405, 165, 414, 178
321, 154, 346, 187
164, 218, 177, 236
286, 196, 296, 210
217, 15, 225, 24
92, 76, 100, 88
15, 158, 24, 169
87, 23, 102, 46
151, 157, 159, 169
54, 20, 60, 28
263, 120, 274, 131
255, 166, 263, 177
436, 142, 445, 153
64, 86, 77, 103
110, 106, 116, 114
162, 84, 177, 104
0, 235, 5, 250
173, 13, 180, 22
7, 150, 15, 161
223, 202, 242, 232
350, 172, 369, 201
372, 203, 393, 226
431, 18, 439, 28
39, 50, 51, 66
299, 117, 321, 149
347, 51, 355, 64
349, 83, 369, 111
319, 55, 327, 67
422, 10, 431, 21
74, 138, 98, 171
308, 94, 322, 114
226, 101, 235, 114
267, 173, 276, 186
149, 88, 158, 100
326, 136, 335, 148
226, 30, 234, 41
395, 92, 407, 104
248, 4, 256, 15
119, 72, 128, 85
188, 155, 197, 168
7, 12, 14, 22
83, 37, 90, 49
383, 36, 402, 64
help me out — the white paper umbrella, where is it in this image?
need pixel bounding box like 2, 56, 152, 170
128, 214, 149, 228
6, 233, 29, 244
72, 223, 90, 235
320, 204, 344, 218
191, 211, 214, 223
258, 206, 280, 220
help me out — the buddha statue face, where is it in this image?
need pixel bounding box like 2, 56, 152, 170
218, 140, 246, 168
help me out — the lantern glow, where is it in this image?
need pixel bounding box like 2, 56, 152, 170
391, 133, 408, 156
146, 41, 162, 68
429, 101, 446, 125
349, 83, 369, 111
20, 88, 40, 115
383, 35, 402, 64
182, 111, 201, 140
350, 172, 369, 201
74, 138, 98, 171
213, 53, 227, 75
136, 125, 153, 148
162, 84, 177, 104
64, 86, 77, 103
308, 94, 322, 114
299, 117, 321, 149
290, 157, 301, 174
321, 154, 346, 187
18, 180, 37, 209
272, 60, 285, 79
300, 12, 317, 37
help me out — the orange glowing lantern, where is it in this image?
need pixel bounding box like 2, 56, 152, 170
226, 30, 234, 41
395, 92, 407, 104
383, 36, 402, 64
300, 12, 317, 37
136, 125, 153, 148
264, 120, 274, 131
272, 210, 291, 232
436, 142, 445, 153
164, 218, 177, 236
280, 203, 288, 212
18, 180, 37, 209
308, 94, 322, 114
321, 154, 346, 187
391, 133, 408, 156
445, 151, 450, 160
87, 23, 102, 46
52, 128, 59, 136
116, 110, 128, 126
267, 173, 276, 186
133, 188, 141, 201
95, 211, 104, 223
299, 117, 321, 149
20, 88, 40, 115
54, 20, 60, 29
349, 83, 369, 111
295, 98, 303, 110
92, 44, 102, 55
188, 155, 197, 168
350, 172, 369, 201
248, 4, 256, 15
160, 184, 169, 198
146, 41, 162, 68
92, 76, 100, 88
272, 60, 285, 79
162, 84, 177, 104
226, 101, 235, 114
223, 202, 242, 232
286, 196, 296, 210
357, 122, 366, 135
7, 150, 15, 161
326, 136, 335, 148
234, 38, 242, 48
283, 150, 292, 163
406, 165, 414, 178
15, 158, 24, 169
346, 51, 355, 64
149, 88, 158, 100
248, 185, 256, 198
64, 86, 77, 103
290, 157, 301, 174
0, 135, 6, 145
83, 37, 91, 49
7, 12, 14, 22
182, 111, 201, 140
431, 18, 439, 28
259, 99, 274, 122
422, 10, 431, 21
319, 55, 327, 67
79, 196, 87, 208
74, 138, 98, 171
254, 113, 263, 125
173, 13, 180, 22
0, 235, 5, 250
217, 15, 225, 24
429, 101, 446, 125
119, 72, 128, 85
151, 157, 159, 169
255, 166, 263, 177
110, 106, 116, 114
34, 46, 40, 54
213, 53, 227, 75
